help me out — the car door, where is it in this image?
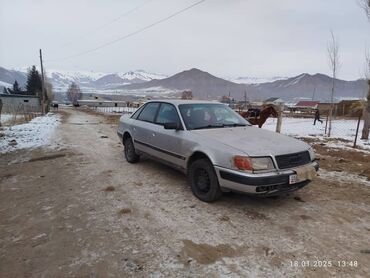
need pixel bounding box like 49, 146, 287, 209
133, 102, 161, 157
151, 103, 187, 168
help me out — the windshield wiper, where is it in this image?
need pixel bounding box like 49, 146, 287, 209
192, 124, 225, 130
222, 123, 247, 127
192, 123, 247, 130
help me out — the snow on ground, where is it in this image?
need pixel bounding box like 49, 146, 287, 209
0, 113, 61, 154
319, 169, 370, 187
263, 117, 370, 150
0, 114, 25, 125
95, 107, 137, 114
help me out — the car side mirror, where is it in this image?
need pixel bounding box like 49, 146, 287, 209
164, 122, 181, 130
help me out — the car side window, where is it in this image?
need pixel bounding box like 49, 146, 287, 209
156, 103, 181, 125
137, 102, 160, 123
131, 105, 144, 119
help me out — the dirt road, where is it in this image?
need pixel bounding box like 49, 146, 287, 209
1, 107, 369, 277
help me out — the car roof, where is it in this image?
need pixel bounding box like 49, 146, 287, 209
145, 99, 223, 106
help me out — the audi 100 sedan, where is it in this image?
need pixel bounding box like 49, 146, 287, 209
117, 100, 319, 202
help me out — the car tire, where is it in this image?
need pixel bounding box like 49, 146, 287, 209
188, 158, 222, 202
124, 137, 140, 163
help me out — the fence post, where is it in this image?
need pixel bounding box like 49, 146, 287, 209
324, 113, 329, 135
353, 114, 362, 148
276, 103, 283, 133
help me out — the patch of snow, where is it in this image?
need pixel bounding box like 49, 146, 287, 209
0, 113, 61, 153
284, 73, 308, 87
95, 107, 137, 114
118, 70, 167, 81
0, 81, 12, 88
319, 169, 370, 186
0, 114, 24, 124
229, 76, 288, 84
262, 117, 370, 150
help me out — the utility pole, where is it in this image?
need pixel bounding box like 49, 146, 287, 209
39, 49, 46, 115
276, 102, 283, 133
312, 87, 316, 101
244, 90, 247, 110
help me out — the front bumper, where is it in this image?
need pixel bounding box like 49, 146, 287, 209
215, 161, 319, 196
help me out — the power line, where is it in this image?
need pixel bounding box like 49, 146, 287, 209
47, 0, 206, 62
61, 0, 154, 47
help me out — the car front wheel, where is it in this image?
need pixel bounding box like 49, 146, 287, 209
188, 158, 222, 202
124, 137, 140, 163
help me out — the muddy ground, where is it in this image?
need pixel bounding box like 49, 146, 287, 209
1, 107, 369, 277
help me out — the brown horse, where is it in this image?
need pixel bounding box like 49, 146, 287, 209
239, 105, 278, 128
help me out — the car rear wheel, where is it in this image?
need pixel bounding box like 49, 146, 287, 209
124, 137, 140, 163
188, 158, 222, 202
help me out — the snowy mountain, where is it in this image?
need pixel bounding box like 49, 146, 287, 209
119, 68, 248, 99
0, 66, 367, 101
93, 71, 167, 89
0, 67, 167, 92
0, 67, 27, 89
118, 69, 367, 101
250, 73, 367, 101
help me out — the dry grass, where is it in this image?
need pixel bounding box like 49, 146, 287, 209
118, 208, 132, 215
103, 186, 115, 192
219, 215, 230, 222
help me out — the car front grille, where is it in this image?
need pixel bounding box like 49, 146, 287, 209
275, 151, 311, 169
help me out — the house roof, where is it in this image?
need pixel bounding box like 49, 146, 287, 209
264, 97, 281, 102
0, 93, 39, 99
295, 101, 320, 107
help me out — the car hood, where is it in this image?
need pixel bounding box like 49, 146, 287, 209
191, 126, 310, 156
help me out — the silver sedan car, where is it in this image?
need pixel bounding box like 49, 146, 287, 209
117, 100, 319, 202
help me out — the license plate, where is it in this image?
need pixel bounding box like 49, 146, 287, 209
289, 174, 298, 184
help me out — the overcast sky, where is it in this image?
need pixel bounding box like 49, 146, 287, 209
0, 0, 369, 79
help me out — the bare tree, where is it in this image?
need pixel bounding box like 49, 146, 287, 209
181, 90, 193, 100
0, 98, 2, 127
358, 0, 370, 139
361, 51, 370, 139
67, 82, 82, 106
359, 0, 370, 20
327, 30, 341, 137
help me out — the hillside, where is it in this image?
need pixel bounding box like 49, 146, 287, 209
119, 68, 249, 99
0, 67, 27, 89
118, 69, 367, 101
0, 66, 367, 101
250, 73, 367, 101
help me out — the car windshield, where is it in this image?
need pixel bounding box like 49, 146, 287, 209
178, 103, 249, 130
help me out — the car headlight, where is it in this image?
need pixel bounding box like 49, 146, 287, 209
233, 156, 275, 171
308, 147, 316, 161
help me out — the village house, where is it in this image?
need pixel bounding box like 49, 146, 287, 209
263, 97, 284, 106
0, 93, 41, 113
294, 101, 320, 112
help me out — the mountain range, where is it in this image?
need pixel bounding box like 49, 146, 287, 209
0, 66, 367, 102
119, 68, 367, 101
0, 67, 167, 92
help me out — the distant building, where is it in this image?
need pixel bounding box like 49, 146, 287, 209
264, 97, 284, 105
0, 94, 41, 113
318, 102, 339, 115
295, 101, 320, 110
337, 100, 361, 116
77, 100, 127, 107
